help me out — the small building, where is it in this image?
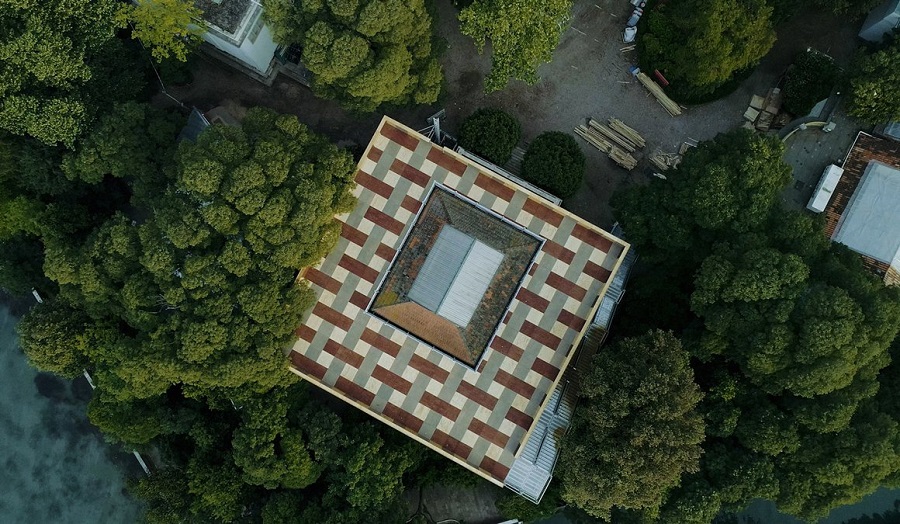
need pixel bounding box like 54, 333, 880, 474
198, 0, 279, 79
290, 117, 630, 501
859, 0, 900, 42
823, 132, 900, 285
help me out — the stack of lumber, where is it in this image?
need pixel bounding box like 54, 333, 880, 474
635, 72, 682, 116
588, 119, 636, 152
745, 88, 783, 131
608, 118, 646, 148
574, 124, 638, 170
648, 150, 681, 171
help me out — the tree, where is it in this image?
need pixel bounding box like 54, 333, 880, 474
782, 49, 840, 116
261, 0, 443, 111
0, 0, 145, 146
521, 131, 585, 198
17, 300, 93, 378
458, 107, 522, 165
612, 129, 791, 265
61, 101, 181, 203
847, 37, 900, 124
610, 125, 900, 522
639, 0, 776, 100
557, 331, 705, 519
231, 387, 321, 489
117, 0, 205, 62
42, 108, 357, 401
459, 0, 573, 92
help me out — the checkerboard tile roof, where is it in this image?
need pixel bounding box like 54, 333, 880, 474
825, 132, 900, 285
289, 117, 630, 484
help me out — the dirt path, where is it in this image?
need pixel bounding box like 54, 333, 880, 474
161, 2, 862, 230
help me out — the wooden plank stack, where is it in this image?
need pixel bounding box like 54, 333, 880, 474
649, 150, 681, 171
608, 119, 646, 148
574, 117, 648, 171
636, 72, 682, 116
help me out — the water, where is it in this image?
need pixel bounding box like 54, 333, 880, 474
0, 306, 144, 522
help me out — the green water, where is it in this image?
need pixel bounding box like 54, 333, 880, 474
0, 306, 144, 522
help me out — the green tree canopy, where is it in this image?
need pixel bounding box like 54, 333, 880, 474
610, 125, 900, 522
782, 49, 840, 116
521, 131, 585, 198
62, 101, 181, 203
558, 330, 705, 519
0, 0, 145, 145
612, 129, 791, 265
262, 0, 443, 111
640, 0, 776, 100
17, 300, 93, 378
458, 107, 522, 165
459, 0, 573, 92
847, 37, 900, 124
41, 108, 357, 401
117, 0, 205, 62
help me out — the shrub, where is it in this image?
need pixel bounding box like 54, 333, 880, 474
521, 131, 585, 198
458, 107, 521, 165
783, 50, 839, 116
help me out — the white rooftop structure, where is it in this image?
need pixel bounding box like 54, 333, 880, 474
832, 161, 900, 269
807, 164, 844, 213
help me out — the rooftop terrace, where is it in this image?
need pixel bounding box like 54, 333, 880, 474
290, 117, 629, 485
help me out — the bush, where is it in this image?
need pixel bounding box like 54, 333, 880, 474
521, 131, 585, 198
783, 50, 839, 116
458, 107, 521, 165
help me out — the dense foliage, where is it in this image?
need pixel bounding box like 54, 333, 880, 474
117, 0, 205, 62
639, 0, 776, 102
5, 104, 448, 521
608, 129, 900, 523
521, 131, 585, 198
558, 330, 705, 519
0, 0, 146, 146
261, 0, 443, 111
847, 37, 900, 124
459, 0, 573, 92
783, 49, 840, 116
458, 107, 522, 165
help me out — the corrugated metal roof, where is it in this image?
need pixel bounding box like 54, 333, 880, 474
408, 224, 505, 327
593, 246, 636, 329
438, 239, 504, 326
503, 381, 576, 503
833, 161, 900, 266
408, 226, 472, 312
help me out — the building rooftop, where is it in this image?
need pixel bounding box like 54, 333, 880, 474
825, 132, 900, 285
197, 0, 253, 33
289, 117, 629, 485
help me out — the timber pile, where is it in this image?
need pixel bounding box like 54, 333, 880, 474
574, 124, 638, 170
588, 119, 636, 152
608, 118, 646, 148
635, 72, 682, 116
649, 150, 681, 171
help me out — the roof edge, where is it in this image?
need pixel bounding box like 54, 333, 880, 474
288, 366, 505, 487
377, 116, 631, 252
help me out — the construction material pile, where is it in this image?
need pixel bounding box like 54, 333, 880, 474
574, 118, 646, 170
743, 88, 784, 131
648, 139, 697, 172
635, 72, 682, 116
